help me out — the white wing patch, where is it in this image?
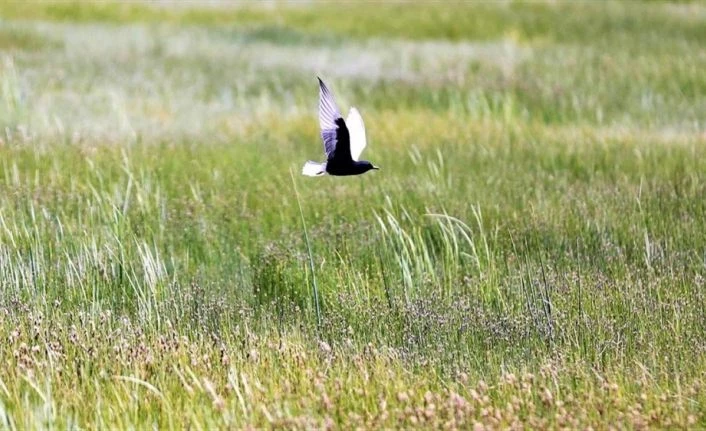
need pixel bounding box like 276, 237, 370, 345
346, 107, 367, 161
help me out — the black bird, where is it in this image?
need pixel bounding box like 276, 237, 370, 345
302, 77, 379, 177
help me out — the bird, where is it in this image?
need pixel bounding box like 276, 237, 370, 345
302, 77, 379, 177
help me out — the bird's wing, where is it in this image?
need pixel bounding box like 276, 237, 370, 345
346, 107, 367, 161
318, 77, 344, 159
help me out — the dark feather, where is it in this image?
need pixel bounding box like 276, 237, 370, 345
318, 77, 343, 158
330, 117, 351, 163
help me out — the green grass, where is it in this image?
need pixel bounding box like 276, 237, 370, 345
0, 0, 705, 428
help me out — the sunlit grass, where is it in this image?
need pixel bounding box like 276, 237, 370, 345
0, 1, 705, 428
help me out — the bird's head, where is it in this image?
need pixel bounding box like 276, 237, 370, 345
359, 161, 380, 172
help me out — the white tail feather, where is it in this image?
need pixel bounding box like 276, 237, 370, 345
302, 161, 326, 177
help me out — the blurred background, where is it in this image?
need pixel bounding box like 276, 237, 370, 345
3, 1, 704, 142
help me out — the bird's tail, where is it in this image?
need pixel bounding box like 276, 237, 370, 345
302, 161, 326, 177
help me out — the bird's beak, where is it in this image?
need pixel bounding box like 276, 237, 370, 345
373, 165, 380, 170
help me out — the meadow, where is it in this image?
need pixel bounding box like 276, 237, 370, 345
0, 1, 705, 428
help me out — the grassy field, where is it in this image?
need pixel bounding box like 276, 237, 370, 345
1, 1, 705, 428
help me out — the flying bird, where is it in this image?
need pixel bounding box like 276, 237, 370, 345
302, 77, 379, 177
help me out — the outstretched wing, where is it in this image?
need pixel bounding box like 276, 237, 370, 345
346, 107, 367, 161
318, 77, 349, 160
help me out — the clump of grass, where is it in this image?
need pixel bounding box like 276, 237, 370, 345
0, 57, 26, 132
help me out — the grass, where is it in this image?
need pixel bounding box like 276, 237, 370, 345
0, 0, 705, 428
